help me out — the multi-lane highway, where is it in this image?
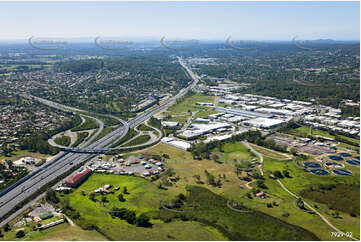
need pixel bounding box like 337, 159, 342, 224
0, 57, 199, 221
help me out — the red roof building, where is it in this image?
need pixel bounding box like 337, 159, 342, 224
65, 169, 92, 188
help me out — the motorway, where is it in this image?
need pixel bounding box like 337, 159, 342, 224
0, 57, 199, 221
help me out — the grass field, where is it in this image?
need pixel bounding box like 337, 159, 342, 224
212, 142, 257, 167
167, 93, 214, 114
159, 186, 319, 241
288, 126, 334, 139
56, 174, 225, 241
71, 117, 98, 132
1, 223, 107, 241
56, 170, 320, 241
249, 144, 290, 160
131, 143, 246, 196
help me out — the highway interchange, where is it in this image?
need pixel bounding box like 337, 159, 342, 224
0, 57, 199, 221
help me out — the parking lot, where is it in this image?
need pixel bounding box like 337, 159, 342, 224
91, 155, 164, 177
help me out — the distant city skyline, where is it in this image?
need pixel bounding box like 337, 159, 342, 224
0, 1, 359, 41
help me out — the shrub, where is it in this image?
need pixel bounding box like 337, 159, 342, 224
136, 214, 152, 227
16, 230, 25, 238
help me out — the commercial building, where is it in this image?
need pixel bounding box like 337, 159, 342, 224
161, 137, 191, 150
161, 121, 179, 128
65, 168, 93, 188
180, 122, 232, 139
242, 118, 286, 129
214, 107, 273, 119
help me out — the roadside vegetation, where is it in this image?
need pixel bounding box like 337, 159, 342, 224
54, 136, 71, 147
71, 117, 98, 132
121, 135, 151, 147
110, 128, 138, 148
136, 123, 154, 131
72, 132, 89, 147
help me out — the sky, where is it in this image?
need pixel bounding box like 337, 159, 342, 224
0, 1, 359, 41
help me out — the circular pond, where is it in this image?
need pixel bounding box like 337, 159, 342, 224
325, 162, 344, 168
332, 169, 352, 176
310, 169, 329, 176
304, 162, 321, 168
346, 160, 360, 166
328, 155, 344, 161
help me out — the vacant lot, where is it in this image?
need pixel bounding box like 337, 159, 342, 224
167, 93, 214, 113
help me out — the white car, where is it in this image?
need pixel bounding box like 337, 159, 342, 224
155, 162, 163, 166
141, 161, 147, 165
145, 164, 152, 169
143, 172, 150, 176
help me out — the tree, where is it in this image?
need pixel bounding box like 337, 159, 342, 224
297, 198, 305, 209
45, 189, 59, 204
290, 148, 298, 156
123, 186, 129, 194
118, 194, 126, 202
283, 170, 291, 178
89, 193, 97, 202
124, 210, 136, 224
257, 180, 268, 189
16, 230, 25, 238
273, 170, 284, 179
136, 214, 152, 227
4, 223, 10, 232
